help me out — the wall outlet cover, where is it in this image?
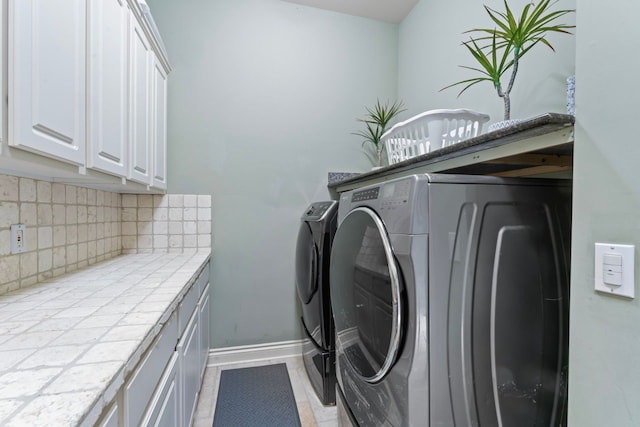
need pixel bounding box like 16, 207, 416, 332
10, 224, 27, 254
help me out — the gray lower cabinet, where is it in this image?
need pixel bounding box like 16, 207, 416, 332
96, 401, 119, 427
125, 313, 179, 427
96, 263, 210, 427
198, 283, 210, 382
141, 352, 180, 427
179, 310, 201, 427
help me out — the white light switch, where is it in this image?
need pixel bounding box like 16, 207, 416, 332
603, 253, 622, 266
603, 253, 623, 286
595, 243, 635, 299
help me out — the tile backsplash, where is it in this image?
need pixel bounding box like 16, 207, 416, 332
120, 193, 212, 254
0, 174, 122, 294
0, 173, 212, 295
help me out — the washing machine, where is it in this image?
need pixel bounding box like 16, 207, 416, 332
295, 200, 339, 405
330, 174, 571, 426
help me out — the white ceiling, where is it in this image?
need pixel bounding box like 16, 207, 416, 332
281, 0, 418, 24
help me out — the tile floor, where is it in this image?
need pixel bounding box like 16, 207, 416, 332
193, 356, 339, 427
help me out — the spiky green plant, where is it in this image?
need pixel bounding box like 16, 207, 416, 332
353, 99, 405, 167
442, 0, 574, 120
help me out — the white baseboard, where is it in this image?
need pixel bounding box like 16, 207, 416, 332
207, 339, 304, 366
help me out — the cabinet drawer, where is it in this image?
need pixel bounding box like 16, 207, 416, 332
125, 312, 177, 427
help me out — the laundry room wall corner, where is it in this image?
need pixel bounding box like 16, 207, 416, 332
148, 0, 399, 347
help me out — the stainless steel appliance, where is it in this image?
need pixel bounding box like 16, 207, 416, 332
295, 200, 338, 405
330, 174, 571, 426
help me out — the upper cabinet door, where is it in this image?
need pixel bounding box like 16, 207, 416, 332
152, 57, 168, 190
8, 0, 86, 165
87, 0, 129, 177
129, 16, 152, 185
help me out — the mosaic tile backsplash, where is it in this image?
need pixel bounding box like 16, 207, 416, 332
0, 173, 212, 295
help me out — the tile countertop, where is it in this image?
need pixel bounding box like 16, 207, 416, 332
0, 250, 211, 427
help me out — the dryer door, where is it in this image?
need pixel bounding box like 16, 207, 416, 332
296, 221, 318, 304
330, 207, 403, 383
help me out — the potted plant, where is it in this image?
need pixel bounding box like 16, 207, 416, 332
353, 99, 406, 168
442, 0, 574, 125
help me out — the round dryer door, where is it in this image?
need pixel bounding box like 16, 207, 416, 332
330, 207, 403, 383
295, 221, 318, 304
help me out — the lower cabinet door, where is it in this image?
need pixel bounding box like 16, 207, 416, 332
198, 283, 210, 381
124, 313, 178, 427
178, 310, 200, 427
141, 352, 180, 427
96, 400, 118, 427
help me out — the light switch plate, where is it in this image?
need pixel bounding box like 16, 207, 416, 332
595, 243, 635, 299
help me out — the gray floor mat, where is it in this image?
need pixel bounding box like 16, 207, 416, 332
212, 363, 301, 427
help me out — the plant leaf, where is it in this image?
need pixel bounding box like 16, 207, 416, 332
442, 0, 574, 100
353, 98, 406, 165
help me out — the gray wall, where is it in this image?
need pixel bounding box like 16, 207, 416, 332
149, 0, 398, 347
398, 0, 576, 123
570, 0, 640, 425
399, 0, 640, 425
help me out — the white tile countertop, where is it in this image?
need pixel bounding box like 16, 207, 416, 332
0, 250, 211, 427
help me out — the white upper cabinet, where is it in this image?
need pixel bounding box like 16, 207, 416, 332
129, 16, 152, 185
8, 0, 87, 165
87, 0, 129, 177
5, 0, 170, 192
152, 57, 168, 190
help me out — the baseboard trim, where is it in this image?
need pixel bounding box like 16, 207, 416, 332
207, 339, 304, 366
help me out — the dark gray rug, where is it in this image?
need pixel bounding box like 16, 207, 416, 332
212, 363, 302, 427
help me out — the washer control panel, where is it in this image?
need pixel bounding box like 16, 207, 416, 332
302, 201, 337, 221
351, 187, 380, 202
350, 178, 413, 207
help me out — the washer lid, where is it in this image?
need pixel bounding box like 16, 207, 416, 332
330, 207, 403, 383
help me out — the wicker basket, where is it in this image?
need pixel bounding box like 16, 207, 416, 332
383, 109, 490, 165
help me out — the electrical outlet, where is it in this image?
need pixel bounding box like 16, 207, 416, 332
10, 224, 26, 254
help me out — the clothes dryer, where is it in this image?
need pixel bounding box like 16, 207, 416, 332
330, 174, 571, 426
295, 200, 338, 405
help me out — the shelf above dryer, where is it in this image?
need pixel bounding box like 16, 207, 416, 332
329, 113, 574, 193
